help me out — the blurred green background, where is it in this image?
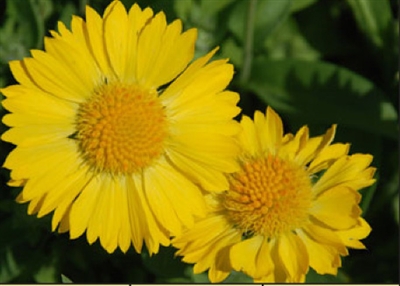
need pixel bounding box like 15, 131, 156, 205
0, 0, 398, 283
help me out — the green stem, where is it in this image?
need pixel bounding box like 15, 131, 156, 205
80, 0, 89, 16
240, 0, 257, 86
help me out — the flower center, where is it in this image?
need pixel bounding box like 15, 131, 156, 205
223, 155, 312, 238
75, 83, 167, 175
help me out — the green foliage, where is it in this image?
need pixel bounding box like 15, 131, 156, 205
0, 0, 398, 283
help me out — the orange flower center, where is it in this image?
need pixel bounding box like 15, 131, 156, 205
223, 155, 312, 238
75, 83, 167, 175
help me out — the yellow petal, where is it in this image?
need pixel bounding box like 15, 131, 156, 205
312, 154, 375, 196
85, 175, 113, 249
295, 124, 336, 166
254, 273, 275, 283
159, 48, 218, 103
297, 228, 342, 275
166, 147, 230, 191
238, 115, 260, 157
335, 217, 371, 249
103, 0, 129, 80
129, 173, 170, 255
38, 164, 90, 219
8, 60, 41, 90
138, 18, 197, 88
4, 140, 73, 181
98, 177, 121, 253
310, 186, 361, 230
263, 106, 283, 154
85, 5, 114, 78
124, 4, 154, 81
173, 215, 241, 278
2, 123, 74, 147
115, 179, 134, 253
1, 85, 76, 125
68, 174, 102, 239
308, 143, 350, 174
26, 194, 45, 215
14, 141, 80, 202
278, 125, 308, 161
277, 232, 309, 280
174, 215, 231, 253
230, 235, 262, 273
168, 90, 240, 135
302, 223, 348, 256
163, 59, 235, 114
195, 230, 240, 280
209, 246, 231, 283
28, 47, 96, 102
254, 237, 274, 278
143, 156, 206, 235
168, 132, 239, 172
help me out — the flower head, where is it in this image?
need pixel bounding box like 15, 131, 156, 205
173, 107, 376, 282
1, 0, 241, 254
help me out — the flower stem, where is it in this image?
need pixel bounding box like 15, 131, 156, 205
240, 0, 257, 86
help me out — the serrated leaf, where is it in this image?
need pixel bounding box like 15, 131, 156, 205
248, 59, 398, 139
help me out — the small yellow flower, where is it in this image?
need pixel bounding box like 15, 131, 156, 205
1, 0, 241, 254
173, 107, 376, 282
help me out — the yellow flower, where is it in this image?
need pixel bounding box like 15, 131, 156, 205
173, 107, 376, 282
1, 0, 241, 254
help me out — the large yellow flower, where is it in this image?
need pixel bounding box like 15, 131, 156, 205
173, 107, 376, 282
1, 0, 241, 254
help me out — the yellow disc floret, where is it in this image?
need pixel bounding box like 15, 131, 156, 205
76, 83, 167, 175
223, 154, 312, 238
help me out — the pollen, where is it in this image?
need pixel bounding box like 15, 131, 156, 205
75, 83, 167, 175
223, 154, 312, 238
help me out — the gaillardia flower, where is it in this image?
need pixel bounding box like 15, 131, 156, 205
1, 0, 241, 254
173, 107, 376, 282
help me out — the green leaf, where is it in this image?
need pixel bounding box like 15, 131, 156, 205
7, 0, 46, 48
263, 17, 320, 61
174, 0, 194, 21
248, 59, 398, 139
220, 37, 244, 67
346, 0, 393, 49
290, 0, 318, 13
199, 0, 237, 15
293, 1, 360, 58
306, 268, 350, 283
56, 2, 78, 30
228, 0, 292, 49
34, 262, 59, 283
223, 271, 253, 283
0, 248, 21, 283
191, 271, 210, 283
61, 274, 73, 283
393, 192, 399, 225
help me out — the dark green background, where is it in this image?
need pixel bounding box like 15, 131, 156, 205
0, 0, 398, 283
